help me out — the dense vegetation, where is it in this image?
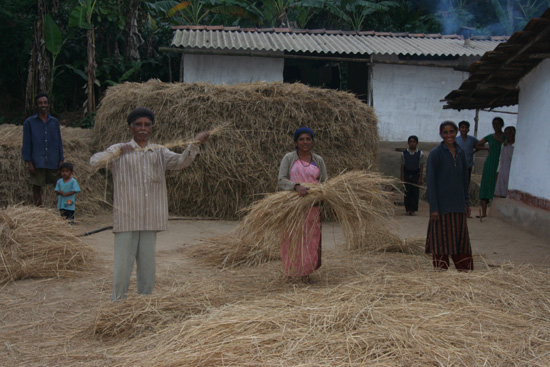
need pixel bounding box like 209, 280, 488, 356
0, 0, 547, 125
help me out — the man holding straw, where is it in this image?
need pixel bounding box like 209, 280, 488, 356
90, 107, 209, 301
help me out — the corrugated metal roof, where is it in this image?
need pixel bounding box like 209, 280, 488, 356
443, 8, 550, 110
170, 26, 507, 57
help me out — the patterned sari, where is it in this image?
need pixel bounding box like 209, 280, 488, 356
281, 159, 322, 277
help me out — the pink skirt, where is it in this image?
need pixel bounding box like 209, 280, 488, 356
281, 206, 322, 277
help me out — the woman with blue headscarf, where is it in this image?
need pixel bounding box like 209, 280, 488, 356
278, 127, 327, 281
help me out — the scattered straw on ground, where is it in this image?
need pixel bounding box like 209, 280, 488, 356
93, 81, 379, 219
92, 281, 237, 339
0, 205, 93, 283
379, 235, 426, 255
113, 263, 550, 367
1, 231, 549, 367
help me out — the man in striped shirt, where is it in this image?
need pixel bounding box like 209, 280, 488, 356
90, 107, 209, 301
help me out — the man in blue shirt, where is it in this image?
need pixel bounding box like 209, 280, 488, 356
21, 94, 64, 206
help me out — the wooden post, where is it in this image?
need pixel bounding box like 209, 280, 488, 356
180, 54, 184, 82
474, 108, 479, 138
367, 55, 374, 107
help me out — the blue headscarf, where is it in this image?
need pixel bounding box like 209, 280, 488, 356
294, 127, 314, 142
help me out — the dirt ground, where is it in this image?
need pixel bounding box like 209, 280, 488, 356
78, 200, 548, 269
1, 141, 548, 366
0, 199, 548, 366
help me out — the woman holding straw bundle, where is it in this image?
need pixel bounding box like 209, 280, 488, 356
425, 121, 473, 271
278, 127, 327, 281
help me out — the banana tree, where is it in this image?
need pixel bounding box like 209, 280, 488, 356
43, 13, 64, 100
168, 0, 210, 25
69, 0, 97, 113
25, 0, 51, 114
166, 0, 263, 26
327, 0, 399, 31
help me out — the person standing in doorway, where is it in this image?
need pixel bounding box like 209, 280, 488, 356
22, 93, 64, 206
400, 135, 425, 216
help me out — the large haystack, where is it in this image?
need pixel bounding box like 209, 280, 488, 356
0, 124, 109, 215
93, 81, 378, 219
0, 206, 93, 283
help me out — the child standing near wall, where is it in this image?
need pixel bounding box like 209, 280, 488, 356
400, 135, 426, 215
55, 162, 81, 223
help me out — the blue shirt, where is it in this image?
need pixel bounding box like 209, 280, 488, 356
456, 134, 479, 168
22, 114, 64, 169
55, 177, 80, 211
426, 142, 470, 214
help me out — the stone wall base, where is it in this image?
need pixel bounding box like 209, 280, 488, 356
491, 197, 550, 240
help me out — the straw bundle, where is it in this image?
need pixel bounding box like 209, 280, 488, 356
379, 235, 426, 255
93, 80, 379, 219
93, 293, 206, 339
0, 206, 92, 283
90, 122, 231, 169
115, 264, 550, 367
0, 124, 109, 215
197, 171, 399, 268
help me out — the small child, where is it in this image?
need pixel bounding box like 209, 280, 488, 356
55, 162, 81, 223
400, 135, 426, 215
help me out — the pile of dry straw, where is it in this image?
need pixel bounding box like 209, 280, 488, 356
103, 262, 550, 367
0, 206, 92, 283
0, 124, 109, 215
93, 80, 379, 219
197, 170, 402, 268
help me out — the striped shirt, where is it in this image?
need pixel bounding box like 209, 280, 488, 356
90, 139, 200, 232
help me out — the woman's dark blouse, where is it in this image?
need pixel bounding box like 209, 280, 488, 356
426, 142, 470, 214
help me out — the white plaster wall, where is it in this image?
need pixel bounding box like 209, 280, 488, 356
372, 64, 517, 142
184, 54, 284, 84
508, 59, 550, 201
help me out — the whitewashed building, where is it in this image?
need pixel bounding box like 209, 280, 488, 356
443, 9, 550, 239
163, 27, 515, 141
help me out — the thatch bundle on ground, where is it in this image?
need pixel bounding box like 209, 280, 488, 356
195, 171, 400, 268
93, 275, 274, 339
379, 235, 426, 255
114, 263, 550, 367
93, 80, 379, 219
0, 206, 92, 283
93, 292, 208, 339
0, 124, 110, 215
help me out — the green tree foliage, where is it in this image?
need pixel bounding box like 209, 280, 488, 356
0, 0, 36, 119
0, 0, 547, 125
